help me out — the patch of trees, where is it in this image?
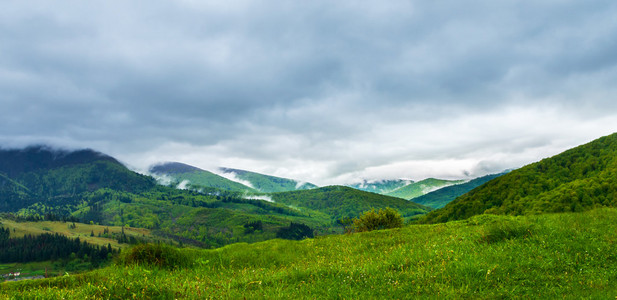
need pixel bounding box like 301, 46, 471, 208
0, 227, 118, 264
276, 222, 314, 240
244, 220, 263, 234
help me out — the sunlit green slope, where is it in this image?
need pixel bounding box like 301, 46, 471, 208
3, 208, 616, 298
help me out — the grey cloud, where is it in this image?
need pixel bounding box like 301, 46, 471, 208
1, 0, 617, 183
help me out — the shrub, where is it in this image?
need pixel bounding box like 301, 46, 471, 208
118, 243, 191, 269
352, 207, 404, 232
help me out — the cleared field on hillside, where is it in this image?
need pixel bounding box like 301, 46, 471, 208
0, 219, 150, 250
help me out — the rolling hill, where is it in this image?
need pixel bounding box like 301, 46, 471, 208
385, 178, 466, 200
271, 186, 431, 220
421, 132, 617, 223
218, 167, 318, 193
346, 179, 412, 194
412, 172, 506, 209
149, 162, 257, 193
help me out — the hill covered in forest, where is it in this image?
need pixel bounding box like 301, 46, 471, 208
271, 186, 431, 220
421, 133, 617, 223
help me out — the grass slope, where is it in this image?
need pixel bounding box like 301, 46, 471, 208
2, 208, 616, 298
150, 162, 256, 192
413, 173, 506, 209
386, 178, 465, 200
271, 186, 430, 220
422, 132, 617, 223
219, 167, 318, 193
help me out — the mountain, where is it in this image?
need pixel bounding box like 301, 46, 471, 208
421, 133, 617, 223
385, 178, 466, 200
149, 162, 257, 193
0, 146, 155, 212
347, 179, 412, 194
218, 167, 317, 193
271, 186, 431, 220
412, 172, 507, 209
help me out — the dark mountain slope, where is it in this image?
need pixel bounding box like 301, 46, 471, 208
0, 146, 119, 177
219, 167, 318, 193
0, 146, 155, 211
413, 172, 506, 209
421, 133, 617, 223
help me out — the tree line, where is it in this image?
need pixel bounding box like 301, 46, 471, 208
0, 227, 118, 264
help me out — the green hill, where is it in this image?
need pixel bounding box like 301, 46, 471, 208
385, 178, 465, 200
3, 208, 616, 298
421, 133, 617, 224
150, 162, 256, 193
0, 147, 155, 212
218, 167, 318, 193
347, 179, 412, 194
271, 186, 431, 220
413, 172, 506, 209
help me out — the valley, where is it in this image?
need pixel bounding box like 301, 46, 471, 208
2, 133, 617, 297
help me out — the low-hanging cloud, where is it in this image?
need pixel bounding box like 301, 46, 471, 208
1, 1, 617, 185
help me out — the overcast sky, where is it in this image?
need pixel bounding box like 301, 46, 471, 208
2, 1, 617, 185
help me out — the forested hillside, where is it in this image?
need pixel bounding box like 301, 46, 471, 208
421, 133, 617, 223
0, 147, 155, 212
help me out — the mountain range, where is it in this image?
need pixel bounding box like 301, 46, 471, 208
0, 146, 431, 248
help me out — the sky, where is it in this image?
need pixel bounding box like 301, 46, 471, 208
2, 1, 617, 186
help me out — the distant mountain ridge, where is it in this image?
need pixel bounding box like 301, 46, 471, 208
218, 167, 318, 193
412, 172, 507, 209
421, 132, 617, 223
385, 178, 466, 200
149, 162, 256, 192
346, 179, 412, 195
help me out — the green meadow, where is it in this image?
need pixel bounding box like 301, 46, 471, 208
2, 208, 616, 299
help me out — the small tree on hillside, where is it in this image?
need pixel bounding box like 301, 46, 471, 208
352, 207, 404, 232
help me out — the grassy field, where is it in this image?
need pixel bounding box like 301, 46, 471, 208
1, 208, 617, 299
0, 219, 151, 250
